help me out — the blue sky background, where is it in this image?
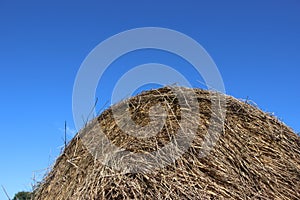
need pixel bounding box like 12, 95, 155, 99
0, 0, 299, 198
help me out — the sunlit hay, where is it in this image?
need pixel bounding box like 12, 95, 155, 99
33, 87, 300, 200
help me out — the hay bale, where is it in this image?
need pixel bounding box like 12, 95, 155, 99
34, 87, 300, 199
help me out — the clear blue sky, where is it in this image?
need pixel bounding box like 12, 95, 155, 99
0, 0, 299, 198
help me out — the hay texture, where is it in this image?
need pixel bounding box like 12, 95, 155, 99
34, 87, 300, 199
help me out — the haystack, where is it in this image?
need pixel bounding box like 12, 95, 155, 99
34, 87, 300, 199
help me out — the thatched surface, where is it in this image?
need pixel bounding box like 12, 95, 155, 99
34, 87, 300, 199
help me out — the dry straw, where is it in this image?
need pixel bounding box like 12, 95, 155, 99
34, 87, 300, 199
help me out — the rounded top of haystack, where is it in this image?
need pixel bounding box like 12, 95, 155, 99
34, 87, 300, 200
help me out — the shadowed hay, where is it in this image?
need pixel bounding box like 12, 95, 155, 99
33, 87, 300, 200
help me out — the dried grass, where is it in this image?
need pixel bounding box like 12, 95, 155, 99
33, 87, 300, 199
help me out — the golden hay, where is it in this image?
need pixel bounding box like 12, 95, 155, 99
34, 87, 300, 199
